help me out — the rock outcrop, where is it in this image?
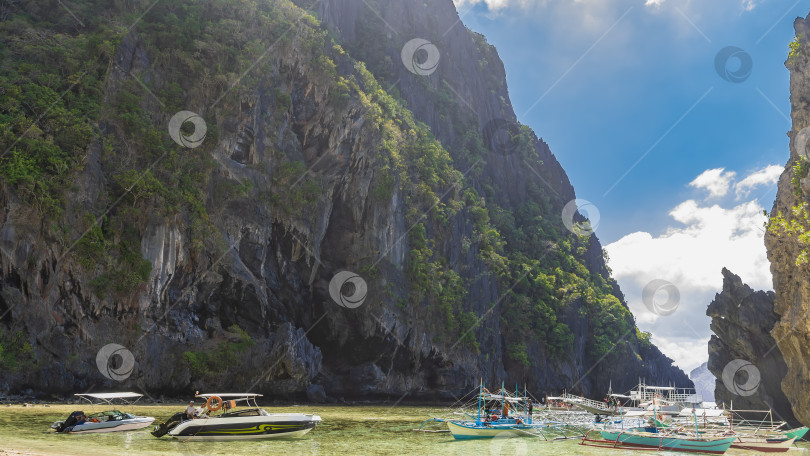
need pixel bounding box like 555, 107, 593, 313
763, 12, 810, 426
0, 0, 688, 400
706, 269, 795, 423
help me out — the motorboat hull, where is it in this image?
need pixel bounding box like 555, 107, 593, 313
167, 413, 321, 440
53, 417, 155, 434
587, 429, 737, 454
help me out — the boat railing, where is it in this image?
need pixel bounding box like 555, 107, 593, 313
560, 393, 614, 412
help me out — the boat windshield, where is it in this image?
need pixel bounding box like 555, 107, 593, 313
88, 410, 126, 421
220, 408, 263, 418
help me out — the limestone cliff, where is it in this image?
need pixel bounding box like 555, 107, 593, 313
764, 12, 810, 426
0, 0, 688, 400
706, 268, 795, 423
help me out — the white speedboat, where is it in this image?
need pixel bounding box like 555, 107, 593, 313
151, 393, 321, 440
52, 392, 155, 434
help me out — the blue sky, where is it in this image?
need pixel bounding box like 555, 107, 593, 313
454, 0, 804, 374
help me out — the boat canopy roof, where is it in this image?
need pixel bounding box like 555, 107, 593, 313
678, 408, 725, 417
609, 393, 632, 399
75, 392, 143, 405
481, 393, 528, 403
196, 393, 263, 398
75, 392, 143, 399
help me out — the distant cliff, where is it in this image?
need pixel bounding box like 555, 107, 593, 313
689, 362, 714, 403
706, 269, 796, 423
0, 0, 688, 400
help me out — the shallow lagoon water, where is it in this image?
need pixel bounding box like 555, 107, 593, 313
1, 404, 807, 455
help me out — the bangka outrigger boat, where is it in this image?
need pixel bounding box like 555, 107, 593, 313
151, 393, 321, 440
419, 382, 587, 441
51, 392, 155, 434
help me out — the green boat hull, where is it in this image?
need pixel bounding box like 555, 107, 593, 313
785, 426, 808, 440
598, 430, 737, 454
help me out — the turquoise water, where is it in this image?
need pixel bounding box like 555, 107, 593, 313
1, 404, 806, 455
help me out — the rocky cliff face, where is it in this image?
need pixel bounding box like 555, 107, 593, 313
763, 12, 810, 427
706, 268, 795, 423
0, 0, 688, 400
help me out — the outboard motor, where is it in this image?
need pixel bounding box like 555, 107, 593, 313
55, 411, 85, 433
151, 412, 186, 437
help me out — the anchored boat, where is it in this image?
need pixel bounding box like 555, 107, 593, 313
51, 392, 155, 434
582, 427, 738, 454
151, 393, 321, 440
420, 382, 587, 441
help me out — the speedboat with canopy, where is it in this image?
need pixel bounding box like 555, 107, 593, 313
151, 393, 321, 440
51, 392, 155, 434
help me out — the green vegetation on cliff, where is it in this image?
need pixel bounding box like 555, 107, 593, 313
0, 0, 659, 383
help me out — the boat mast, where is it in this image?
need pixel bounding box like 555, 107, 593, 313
477, 378, 482, 425
501, 381, 505, 418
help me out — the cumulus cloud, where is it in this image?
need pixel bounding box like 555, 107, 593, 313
734, 164, 782, 199
605, 166, 778, 372
689, 168, 737, 198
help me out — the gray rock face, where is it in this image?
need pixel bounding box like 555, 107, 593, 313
763, 12, 810, 427
0, 0, 689, 400
706, 268, 796, 424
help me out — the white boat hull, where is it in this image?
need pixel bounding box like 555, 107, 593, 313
731, 436, 797, 453
56, 417, 155, 434
167, 413, 321, 440
447, 420, 533, 439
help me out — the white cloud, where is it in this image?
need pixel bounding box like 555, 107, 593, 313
606, 166, 778, 372
644, 0, 666, 7
689, 168, 736, 198
734, 164, 782, 199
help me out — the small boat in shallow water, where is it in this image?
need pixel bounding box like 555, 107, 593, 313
151, 393, 321, 440
51, 392, 155, 434
731, 434, 797, 453
582, 428, 738, 454
428, 382, 586, 441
